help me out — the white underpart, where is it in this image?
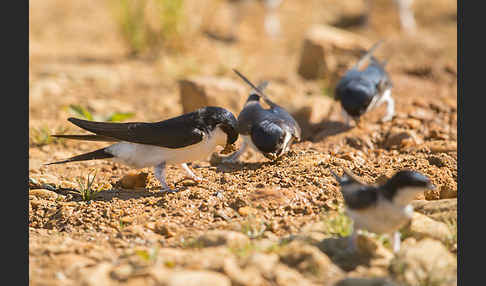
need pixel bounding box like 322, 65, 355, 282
346, 196, 414, 235
105, 126, 226, 192
346, 197, 414, 253
341, 89, 394, 125
106, 127, 227, 169
366, 88, 395, 122
279, 130, 293, 156
392, 186, 425, 207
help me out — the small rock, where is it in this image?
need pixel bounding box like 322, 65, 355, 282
439, 185, 457, 199
152, 269, 231, 286
120, 216, 135, 224
274, 264, 314, 286
390, 239, 457, 286
152, 221, 178, 238
424, 140, 457, 153
238, 206, 257, 217
110, 264, 133, 281
404, 212, 452, 243
56, 254, 95, 275
37, 174, 60, 187
297, 24, 371, 80
223, 257, 265, 286
404, 118, 422, 129
76, 262, 112, 286
384, 129, 421, 149
119, 172, 148, 189
427, 155, 446, 167
29, 189, 59, 200
179, 76, 246, 115
245, 252, 280, 278
355, 233, 394, 267
197, 230, 250, 249
279, 240, 344, 283
410, 199, 457, 223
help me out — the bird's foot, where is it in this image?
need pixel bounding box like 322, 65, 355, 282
182, 175, 206, 183
381, 114, 394, 123
391, 231, 401, 253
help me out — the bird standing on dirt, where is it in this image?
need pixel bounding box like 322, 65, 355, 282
46, 107, 239, 193
335, 40, 394, 127
223, 69, 301, 162
331, 169, 434, 253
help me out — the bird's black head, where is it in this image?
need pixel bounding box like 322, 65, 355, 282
200, 106, 239, 147
383, 170, 434, 203
336, 80, 375, 118
250, 120, 292, 160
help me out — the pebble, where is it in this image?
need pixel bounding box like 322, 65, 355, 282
389, 239, 457, 286
152, 269, 231, 286
29, 189, 59, 200
405, 212, 453, 243
197, 230, 250, 248
238, 206, 257, 217
119, 172, 148, 189
425, 140, 457, 153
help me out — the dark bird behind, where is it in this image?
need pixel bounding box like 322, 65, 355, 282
46, 106, 239, 193
223, 69, 301, 162
335, 40, 394, 126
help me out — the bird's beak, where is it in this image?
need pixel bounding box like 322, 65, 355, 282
427, 183, 436, 190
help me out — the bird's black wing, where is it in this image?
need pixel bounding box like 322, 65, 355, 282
332, 169, 379, 209
67, 113, 206, 149
269, 106, 302, 140
340, 184, 379, 210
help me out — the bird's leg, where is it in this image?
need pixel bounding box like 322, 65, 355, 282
222, 139, 248, 163
342, 109, 353, 127
379, 89, 395, 122
181, 163, 204, 183
391, 231, 401, 253
347, 229, 358, 253
394, 0, 416, 33
154, 162, 178, 193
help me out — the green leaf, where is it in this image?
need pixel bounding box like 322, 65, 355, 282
68, 105, 94, 121
106, 112, 135, 122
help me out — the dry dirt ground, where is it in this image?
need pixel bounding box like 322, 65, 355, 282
29, 0, 457, 285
